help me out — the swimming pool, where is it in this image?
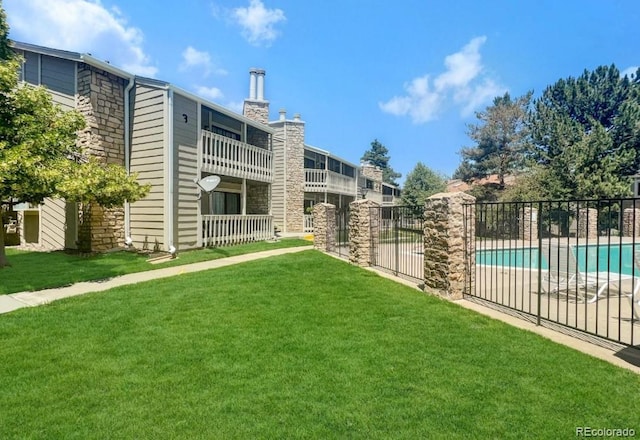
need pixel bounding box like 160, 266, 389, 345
476, 247, 547, 269
477, 243, 640, 275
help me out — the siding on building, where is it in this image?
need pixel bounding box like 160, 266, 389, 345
270, 124, 286, 230
21, 52, 78, 248
129, 84, 166, 250
173, 93, 199, 250
40, 198, 66, 250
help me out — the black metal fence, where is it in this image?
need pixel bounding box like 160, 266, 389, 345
370, 205, 424, 280
466, 198, 640, 348
334, 207, 350, 258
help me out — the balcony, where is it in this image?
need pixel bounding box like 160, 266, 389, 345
202, 215, 273, 247
201, 130, 273, 183
304, 169, 357, 195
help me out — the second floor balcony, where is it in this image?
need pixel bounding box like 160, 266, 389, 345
305, 169, 357, 196
201, 130, 273, 183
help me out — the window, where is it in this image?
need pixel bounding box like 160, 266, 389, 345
328, 157, 341, 173
342, 164, 355, 178
365, 179, 374, 190
211, 192, 241, 215
304, 150, 326, 169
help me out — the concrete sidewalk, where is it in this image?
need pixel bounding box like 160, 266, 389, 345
0, 245, 312, 315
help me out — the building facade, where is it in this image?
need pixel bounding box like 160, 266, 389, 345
8, 41, 399, 250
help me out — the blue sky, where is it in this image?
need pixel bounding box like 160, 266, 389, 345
4, 0, 639, 183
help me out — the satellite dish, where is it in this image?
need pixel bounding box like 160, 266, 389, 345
196, 175, 221, 193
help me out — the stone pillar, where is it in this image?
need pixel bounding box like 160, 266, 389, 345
76, 65, 127, 252
519, 206, 538, 241
577, 208, 598, 239
312, 203, 336, 252
622, 208, 640, 237
424, 192, 476, 300
349, 199, 380, 266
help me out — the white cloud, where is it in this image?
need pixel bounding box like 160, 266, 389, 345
621, 66, 639, 79
232, 0, 286, 46
5, 0, 157, 76
195, 86, 224, 101
379, 75, 443, 124
379, 36, 506, 123
225, 101, 244, 114
180, 46, 228, 77
434, 36, 486, 91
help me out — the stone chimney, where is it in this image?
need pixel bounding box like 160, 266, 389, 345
243, 67, 269, 124
361, 162, 383, 183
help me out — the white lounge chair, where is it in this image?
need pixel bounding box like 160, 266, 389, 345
541, 243, 640, 317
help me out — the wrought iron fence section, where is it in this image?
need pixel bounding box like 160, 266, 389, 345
465, 198, 640, 348
334, 207, 350, 258
371, 205, 424, 280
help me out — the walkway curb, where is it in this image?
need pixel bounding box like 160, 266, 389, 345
1, 245, 312, 315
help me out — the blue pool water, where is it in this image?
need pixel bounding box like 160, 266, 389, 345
477, 247, 548, 270
573, 243, 640, 276
477, 243, 640, 275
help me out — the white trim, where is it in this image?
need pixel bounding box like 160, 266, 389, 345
197, 106, 203, 247
123, 77, 135, 240
162, 89, 174, 251
241, 179, 247, 215
167, 88, 175, 252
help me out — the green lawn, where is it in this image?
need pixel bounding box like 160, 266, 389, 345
0, 250, 638, 439
0, 238, 310, 295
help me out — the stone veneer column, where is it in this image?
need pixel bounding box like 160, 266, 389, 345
519, 206, 538, 241
424, 192, 476, 300
246, 182, 270, 214
622, 208, 640, 237
283, 118, 305, 232
312, 203, 336, 252
577, 208, 598, 239
76, 64, 127, 252
348, 199, 380, 266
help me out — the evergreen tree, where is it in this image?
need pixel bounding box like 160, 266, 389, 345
529, 64, 640, 199
458, 92, 532, 189
361, 139, 401, 185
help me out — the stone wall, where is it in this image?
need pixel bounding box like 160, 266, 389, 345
246, 182, 270, 214
361, 163, 383, 193
622, 208, 640, 237
519, 207, 538, 241
243, 100, 270, 125
76, 64, 127, 251
348, 199, 380, 266
77, 65, 126, 165
313, 203, 335, 252
423, 192, 476, 300
284, 120, 305, 232
577, 208, 598, 239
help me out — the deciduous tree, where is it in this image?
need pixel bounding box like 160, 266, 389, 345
401, 162, 446, 207
0, 4, 148, 267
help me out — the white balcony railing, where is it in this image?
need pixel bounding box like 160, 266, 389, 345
202, 215, 273, 247
304, 169, 356, 195
382, 195, 395, 204
303, 214, 314, 232
201, 130, 273, 183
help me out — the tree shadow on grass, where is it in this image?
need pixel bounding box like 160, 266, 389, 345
1, 249, 150, 295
